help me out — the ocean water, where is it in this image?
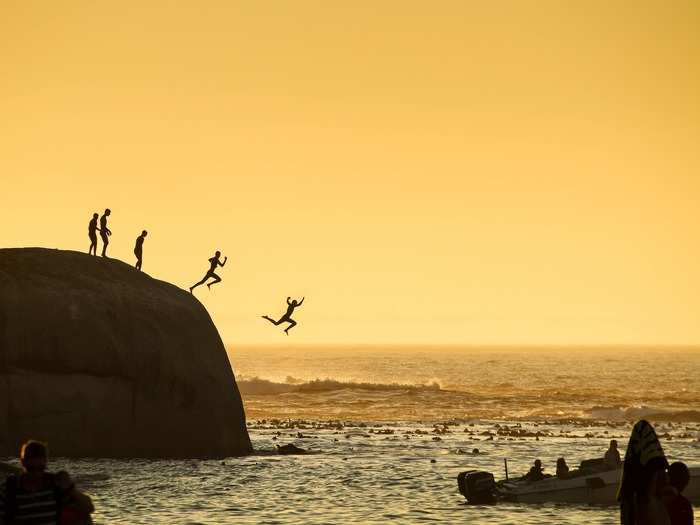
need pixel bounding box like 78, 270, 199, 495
15, 346, 700, 524
234, 345, 700, 422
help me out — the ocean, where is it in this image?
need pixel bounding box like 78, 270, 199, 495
234, 345, 700, 423
18, 346, 700, 524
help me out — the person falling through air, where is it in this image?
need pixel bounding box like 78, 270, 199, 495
134, 230, 147, 271
99, 208, 112, 257
190, 251, 227, 293
87, 213, 100, 256
262, 297, 304, 335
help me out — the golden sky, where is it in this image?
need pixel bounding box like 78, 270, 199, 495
2, 1, 699, 344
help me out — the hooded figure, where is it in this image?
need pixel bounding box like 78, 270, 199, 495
618, 420, 670, 525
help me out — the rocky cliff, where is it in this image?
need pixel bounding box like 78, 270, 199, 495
0, 248, 252, 458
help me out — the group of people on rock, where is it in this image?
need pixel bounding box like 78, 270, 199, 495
0, 440, 94, 524
87, 209, 147, 271
87, 211, 306, 334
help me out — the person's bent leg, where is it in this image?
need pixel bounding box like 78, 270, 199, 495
206, 273, 222, 289
284, 319, 297, 334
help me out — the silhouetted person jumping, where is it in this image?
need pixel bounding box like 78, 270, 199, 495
190, 251, 227, 293
134, 230, 147, 271
263, 297, 304, 335
100, 209, 112, 257
88, 213, 100, 256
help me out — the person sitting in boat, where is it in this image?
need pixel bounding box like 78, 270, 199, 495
556, 458, 570, 479
604, 439, 622, 470
524, 459, 545, 482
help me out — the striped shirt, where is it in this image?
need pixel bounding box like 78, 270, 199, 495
0, 474, 60, 525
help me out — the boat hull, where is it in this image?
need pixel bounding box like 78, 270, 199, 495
498, 469, 621, 505
459, 467, 700, 505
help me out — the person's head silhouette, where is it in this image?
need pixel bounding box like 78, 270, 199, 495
668, 461, 690, 492
215, 250, 221, 257
93, 213, 98, 219
142, 230, 148, 237
104, 208, 111, 216
291, 299, 298, 306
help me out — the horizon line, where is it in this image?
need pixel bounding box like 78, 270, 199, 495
226, 342, 700, 349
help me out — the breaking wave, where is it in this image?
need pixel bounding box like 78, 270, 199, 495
588, 406, 700, 422
238, 376, 442, 396
236, 377, 700, 422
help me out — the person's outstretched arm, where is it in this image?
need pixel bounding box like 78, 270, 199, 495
287, 297, 292, 305
297, 297, 305, 306
220, 256, 227, 267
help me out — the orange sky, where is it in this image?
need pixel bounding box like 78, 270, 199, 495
1, 1, 699, 344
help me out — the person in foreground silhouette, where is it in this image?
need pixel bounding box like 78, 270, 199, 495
134, 230, 147, 271
56, 470, 95, 525
663, 461, 693, 525
618, 419, 670, 525
262, 297, 304, 335
88, 213, 100, 256
99, 209, 112, 257
0, 440, 92, 524
190, 251, 227, 293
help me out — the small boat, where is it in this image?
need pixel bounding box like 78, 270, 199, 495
457, 459, 700, 505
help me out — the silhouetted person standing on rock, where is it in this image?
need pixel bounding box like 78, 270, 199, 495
190, 251, 227, 293
262, 297, 304, 335
88, 213, 100, 256
134, 230, 147, 271
100, 209, 112, 257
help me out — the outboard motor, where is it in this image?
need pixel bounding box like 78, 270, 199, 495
457, 470, 496, 504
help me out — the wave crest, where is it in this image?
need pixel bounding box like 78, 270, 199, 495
589, 405, 700, 422
237, 376, 442, 396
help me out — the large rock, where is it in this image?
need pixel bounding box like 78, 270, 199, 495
0, 248, 251, 458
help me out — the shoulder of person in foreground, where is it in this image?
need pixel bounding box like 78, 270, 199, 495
665, 492, 693, 525
70, 489, 95, 514
56, 471, 95, 516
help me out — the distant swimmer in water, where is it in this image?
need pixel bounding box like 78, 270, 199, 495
134, 230, 147, 271
100, 208, 112, 257
88, 213, 100, 256
189, 251, 227, 293
262, 297, 304, 335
